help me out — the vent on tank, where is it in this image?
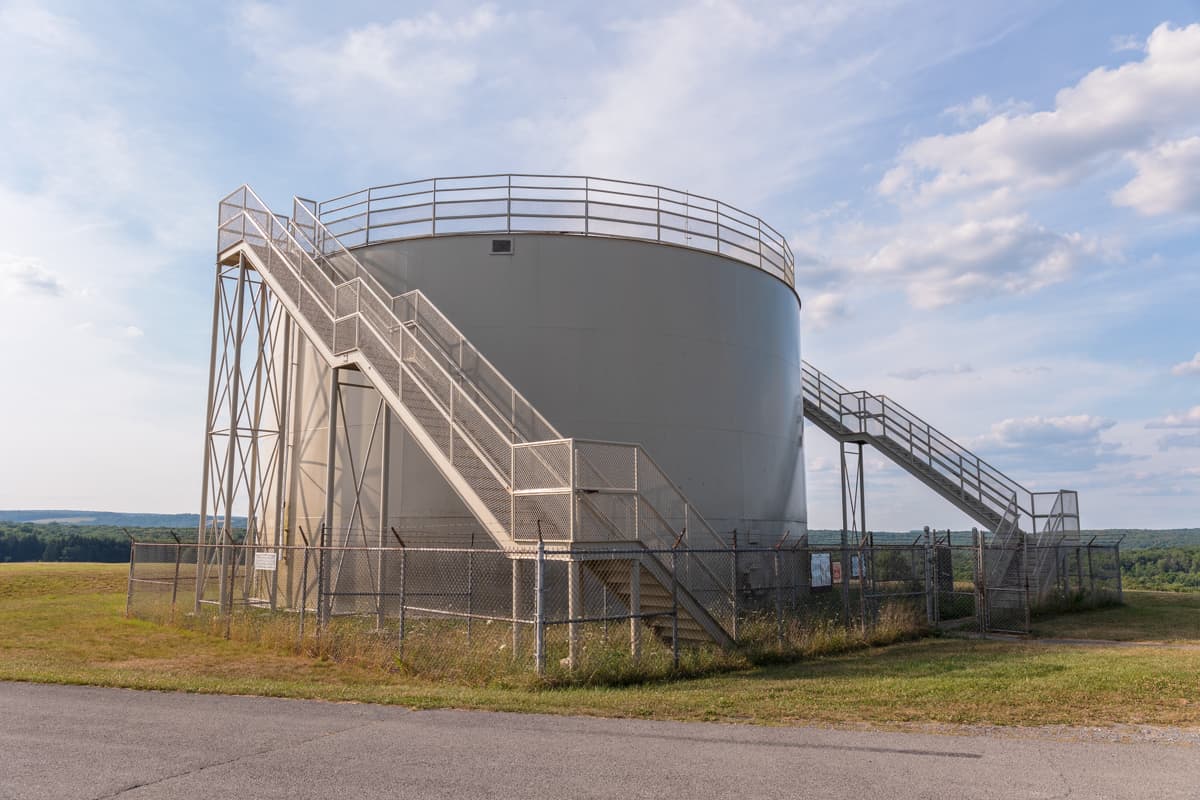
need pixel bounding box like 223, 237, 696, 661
490, 238, 514, 255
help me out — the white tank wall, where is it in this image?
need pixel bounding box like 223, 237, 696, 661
363, 233, 806, 542
282, 232, 806, 548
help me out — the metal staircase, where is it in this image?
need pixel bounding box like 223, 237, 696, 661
800, 362, 1080, 602
215, 185, 734, 648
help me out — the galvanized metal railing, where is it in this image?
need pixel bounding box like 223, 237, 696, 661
313, 173, 795, 289
800, 361, 1080, 544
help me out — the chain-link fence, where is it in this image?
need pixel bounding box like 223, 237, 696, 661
127, 531, 1126, 673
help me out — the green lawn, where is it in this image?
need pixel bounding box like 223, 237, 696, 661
2, 563, 1198, 728
1033, 591, 1200, 642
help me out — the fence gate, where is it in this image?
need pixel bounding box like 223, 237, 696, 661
981, 535, 1030, 634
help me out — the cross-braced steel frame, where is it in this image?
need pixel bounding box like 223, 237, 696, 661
318, 368, 393, 626
195, 254, 292, 613
194, 252, 397, 619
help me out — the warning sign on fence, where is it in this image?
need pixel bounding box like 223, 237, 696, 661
811, 552, 831, 588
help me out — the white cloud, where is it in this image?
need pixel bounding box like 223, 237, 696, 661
888, 363, 973, 381
237, 3, 501, 121
880, 23, 1200, 208
1, 256, 65, 297
1171, 352, 1200, 376
973, 414, 1132, 471
1111, 34, 1144, 53
862, 215, 1098, 308
562, 2, 880, 200
1113, 137, 1200, 216
1158, 432, 1200, 451
1146, 405, 1200, 429
942, 95, 1031, 127
804, 292, 848, 329
0, 0, 92, 54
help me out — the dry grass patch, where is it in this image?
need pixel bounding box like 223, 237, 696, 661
2, 563, 1198, 729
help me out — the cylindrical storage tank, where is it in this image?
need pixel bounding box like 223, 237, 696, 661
284, 175, 806, 553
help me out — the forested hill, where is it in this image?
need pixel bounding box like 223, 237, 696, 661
0, 510, 245, 527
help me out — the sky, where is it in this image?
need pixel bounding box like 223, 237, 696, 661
0, 0, 1197, 530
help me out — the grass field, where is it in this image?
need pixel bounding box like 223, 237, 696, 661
2, 563, 1198, 729
1032, 591, 1200, 641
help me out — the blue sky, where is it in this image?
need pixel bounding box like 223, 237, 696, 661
0, 0, 1197, 530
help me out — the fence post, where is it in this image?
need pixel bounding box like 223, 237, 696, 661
125, 538, 137, 619
773, 548, 784, 648
1087, 542, 1096, 597
224, 538, 236, 640
316, 523, 326, 626
857, 534, 869, 634
170, 533, 182, 623
975, 528, 987, 633
839, 530, 851, 625
535, 538, 545, 675
397, 543, 407, 656
1075, 546, 1084, 595
511, 556, 522, 659
298, 544, 309, 649
1115, 542, 1124, 604
1021, 532, 1032, 634
671, 543, 680, 670
730, 530, 739, 641
467, 532, 475, 647
629, 554, 641, 661
924, 526, 934, 626
567, 554, 581, 669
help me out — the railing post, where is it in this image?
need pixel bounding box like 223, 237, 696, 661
365, 187, 372, 245
568, 439, 576, 540
757, 219, 763, 270
535, 538, 546, 675
656, 186, 662, 241
633, 449, 640, 541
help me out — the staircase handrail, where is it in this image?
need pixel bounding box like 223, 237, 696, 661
290, 200, 561, 447
396, 289, 561, 444
221, 186, 530, 494
802, 361, 1034, 528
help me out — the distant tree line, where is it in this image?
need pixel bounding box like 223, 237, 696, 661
0, 523, 192, 563
1121, 547, 1200, 591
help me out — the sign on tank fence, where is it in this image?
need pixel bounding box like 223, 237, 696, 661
126, 533, 1124, 674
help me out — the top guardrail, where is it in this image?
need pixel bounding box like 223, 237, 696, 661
314, 173, 795, 290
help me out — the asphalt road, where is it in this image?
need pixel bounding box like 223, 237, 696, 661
1, 681, 1195, 799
